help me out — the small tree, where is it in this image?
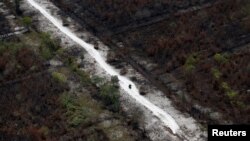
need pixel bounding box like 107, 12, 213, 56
221, 82, 238, 99
211, 68, 222, 79
22, 16, 32, 28
100, 83, 120, 112
111, 75, 119, 86
92, 75, 105, 85
52, 72, 67, 83
40, 32, 60, 51
59, 93, 89, 126
184, 53, 198, 72
40, 46, 53, 60
214, 53, 228, 64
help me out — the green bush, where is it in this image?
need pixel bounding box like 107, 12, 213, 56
100, 83, 120, 112
52, 72, 67, 83
227, 90, 238, 99
60, 93, 88, 126
66, 57, 78, 71
111, 75, 119, 84
75, 69, 92, 85
62, 56, 91, 85
56, 48, 65, 56
184, 64, 196, 72
40, 46, 53, 60
184, 53, 199, 72
111, 75, 119, 88
214, 53, 228, 64
39, 32, 60, 60
221, 82, 238, 99
211, 68, 222, 79
21, 16, 32, 27
40, 32, 60, 51
91, 75, 105, 85
221, 82, 230, 91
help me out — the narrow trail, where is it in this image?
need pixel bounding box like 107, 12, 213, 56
27, 0, 180, 134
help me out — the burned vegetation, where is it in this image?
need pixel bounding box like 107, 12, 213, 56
0, 1, 150, 140
51, 0, 250, 124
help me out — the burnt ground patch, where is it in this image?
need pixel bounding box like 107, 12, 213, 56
50, 0, 250, 125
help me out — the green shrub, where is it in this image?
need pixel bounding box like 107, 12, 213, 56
75, 69, 91, 85
186, 54, 197, 65
39, 32, 60, 60
214, 53, 228, 64
40, 32, 60, 51
184, 64, 196, 72
40, 46, 53, 60
111, 75, 119, 88
184, 53, 199, 72
60, 93, 88, 126
56, 48, 66, 56
66, 57, 78, 71
100, 83, 120, 112
211, 68, 222, 79
63, 56, 91, 85
52, 72, 67, 83
111, 75, 119, 84
21, 16, 32, 27
221, 82, 238, 99
227, 90, 238, 99
221, 82, 230, 91
60, 93, 74, 108
92, 75, 105, 85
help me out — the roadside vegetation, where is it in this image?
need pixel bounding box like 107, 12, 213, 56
0, 3, 149, 140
